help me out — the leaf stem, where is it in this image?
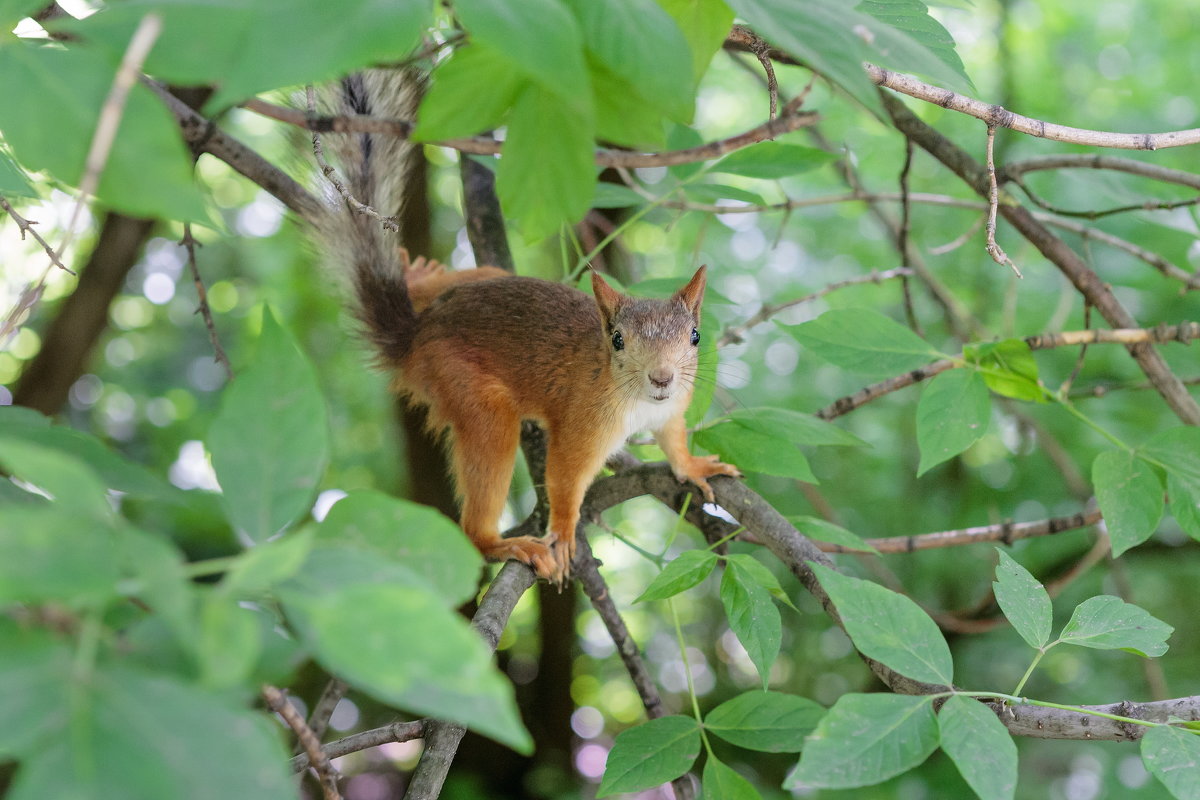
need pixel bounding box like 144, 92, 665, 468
669, 597, 712, 756
953, 690, 1162, 729
1054, 396, 1132, 451
1011, 648, 1047, 697
182, 554, 241, 579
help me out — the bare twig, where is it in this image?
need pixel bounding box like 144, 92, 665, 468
821, 507, 1103, 554
304, 677, 349, 751
244, 96, 819, 169
1003, 154, 1200, 190
746, 37, 778, 119
1013, 178, 1200, 220
928, 213, 984, 255
263, 685, 342, 800
180, 224, 232, 380
291, 720, 425, 773
0, 197, 74, 275
865, 64, 1200, 150
897, 140, 923, 334
816, 360, 957, 420
305, 85, 400, 231
718, 267, 914, 347
984, 127, 1021, 277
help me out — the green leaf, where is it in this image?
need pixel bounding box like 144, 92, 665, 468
938, 695, 1017, 800
1141, 725, 1200, 800
1056, 595, 1172, 657
722, 407, 868, 447
0, 436, 112, 519
0, 42, 206, 221
568, 0, 695, 123
704, 690, 824, 752
724, 553, 797, 611
992, 549, 1052, 650
916, 369, 991, 475
1166, 472, 1200, 542
113, 527, 194, 646
314, 490, 482, 606
1092, 450, 1164, 557
0, 621, 74, 759
667, 123, 706, 181
710, 143, 836, 179
590, 57, 669, 148
221, 529, 315, 597
634, 549, 719, 603
784, 308, 943, 376
728, 0, 970, 118
415, 43, 525, 141
0, 507, 119, 607
790, 516, 880, 555
964, 338, 1044, 402
0, 0, 46, 30
682, 183, 768, 206
812, 563, 954, 685
694, 421, 816, 483
0, 148, 36, 197
284, 582, 532, 753
455, 0, 590, 115
208, 307, 330, 543
498, 83, 595, 239
702, 755, 762, 800
598, 715, 701, 796
195, 593, 262, 690
656, 0, 736, 85
592, 182, 647, 209
786, 693, 939, 789
720, 562, 782, 688
61, 0, 431, 111
858, 0, 970, 87
6, 665, 294, 800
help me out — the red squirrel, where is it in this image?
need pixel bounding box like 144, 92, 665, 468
326, 72, 739, 583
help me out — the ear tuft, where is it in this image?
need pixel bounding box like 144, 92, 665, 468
674, 265, 707, 319
591, 270, 624, 325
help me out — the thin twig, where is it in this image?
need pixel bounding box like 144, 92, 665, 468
291, 720, 425, 772
815, 322, 1200, 420
180, 224, 232, 380
1014, 178, 1200, 220
244, 96, 819, 169
718, 267, 914, 347
819, 507, 1102, 554
0, 197, 74, 275
304, 85, 400, 231
746, 37, 778, 119
263, 685, 343, 800
984, 127, 1021, 277
897, 139, 922, 335
1004, 154, 1200, 189
304, 677, 349, 752
928, 214, 984, 255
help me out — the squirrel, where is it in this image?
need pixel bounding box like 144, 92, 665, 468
324, 71, 740, 584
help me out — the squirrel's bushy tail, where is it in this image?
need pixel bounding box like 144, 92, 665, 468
320, 70, 423, 367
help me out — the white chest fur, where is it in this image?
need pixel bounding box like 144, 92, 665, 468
600, 393, 687, 459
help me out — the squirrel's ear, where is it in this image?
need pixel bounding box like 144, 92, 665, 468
591, 270, 623, 324
675, 265, 707, 319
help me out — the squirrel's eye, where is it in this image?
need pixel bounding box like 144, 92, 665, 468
690, 327, 700, 346
611, 330, 624, 351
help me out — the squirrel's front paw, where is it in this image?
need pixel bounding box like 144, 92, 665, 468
545, 530, 576, 588
674, 455, 741, 502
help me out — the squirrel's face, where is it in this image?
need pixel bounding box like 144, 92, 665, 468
592, 266, 707, 411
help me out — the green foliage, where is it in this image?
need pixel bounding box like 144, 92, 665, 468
1056, 595, 1173, 658
703, 690, 824, 752
992, 548, 1052, 650
709, 142, 837, 179
787, 693, 939, 789
208, 308, 330, 543
1092, 450, 1164, 556
1141, 726, 1200, 800
783, 308, 945, 376
937, 694, 1018, 800
813, 563, 954, 685
634, 549, 718, 602
694, 406, 865, 483
963, 338, 1044, 402
598, 714, 701, 796
915, 368, 991, 475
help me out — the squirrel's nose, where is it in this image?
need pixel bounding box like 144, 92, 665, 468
649, 369, 673, 389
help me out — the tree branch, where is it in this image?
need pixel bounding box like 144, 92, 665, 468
242, 96, 818, 169
264, 685, 342, 800
826, 507, 1103, 554
880, 91, 1200, 425
291, 721, 425, 773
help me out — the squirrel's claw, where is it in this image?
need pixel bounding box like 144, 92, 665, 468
674, 454, 741, 503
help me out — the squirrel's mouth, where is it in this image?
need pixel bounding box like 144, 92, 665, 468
649, 392, 671, 402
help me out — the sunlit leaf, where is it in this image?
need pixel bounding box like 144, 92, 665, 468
635, 549, 719, 603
